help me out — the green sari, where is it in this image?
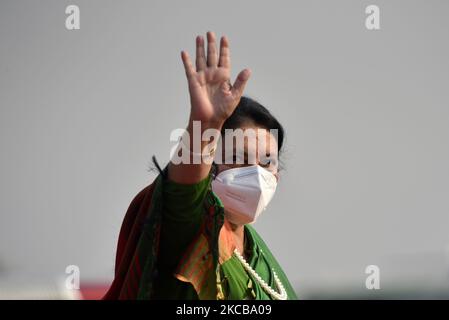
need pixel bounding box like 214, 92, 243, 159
152, 169, 298, 300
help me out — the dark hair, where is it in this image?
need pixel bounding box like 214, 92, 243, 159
221, 95, 285, 153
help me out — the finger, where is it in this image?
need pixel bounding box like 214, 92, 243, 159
206, 31, 218, 67
220, 79, 232, 92
218, 36, 230, 69
195, 35, 207, 71
181, 50, 195, 80
231, 68, 251, 98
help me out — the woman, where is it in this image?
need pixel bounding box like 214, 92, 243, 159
104, 31, 297, 300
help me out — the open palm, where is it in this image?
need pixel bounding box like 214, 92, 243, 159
181, 31, 251, 125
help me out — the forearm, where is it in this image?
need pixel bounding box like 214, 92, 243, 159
168, 117, 223, 184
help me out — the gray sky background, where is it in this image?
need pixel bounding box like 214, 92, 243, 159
1, 0, 449, 298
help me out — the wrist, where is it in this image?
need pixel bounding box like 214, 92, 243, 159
187, 116, 225, 131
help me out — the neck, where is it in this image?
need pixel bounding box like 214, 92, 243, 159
228, 220, 245, 254
229, 221, 244, 233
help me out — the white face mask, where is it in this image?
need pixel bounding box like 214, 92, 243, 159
211, 165, 278, 225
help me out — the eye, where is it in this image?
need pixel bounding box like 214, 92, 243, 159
259, 156, 278, 171
259, 156, 273, 166
260, 159, 271, 167
232, 154, 245, 164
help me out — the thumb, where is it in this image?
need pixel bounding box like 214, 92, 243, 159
231, 68, 251, 99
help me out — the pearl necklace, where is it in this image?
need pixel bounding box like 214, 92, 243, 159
233, 248, 288, 300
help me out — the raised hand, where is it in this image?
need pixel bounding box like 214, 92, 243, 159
181, 31, 251, 127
